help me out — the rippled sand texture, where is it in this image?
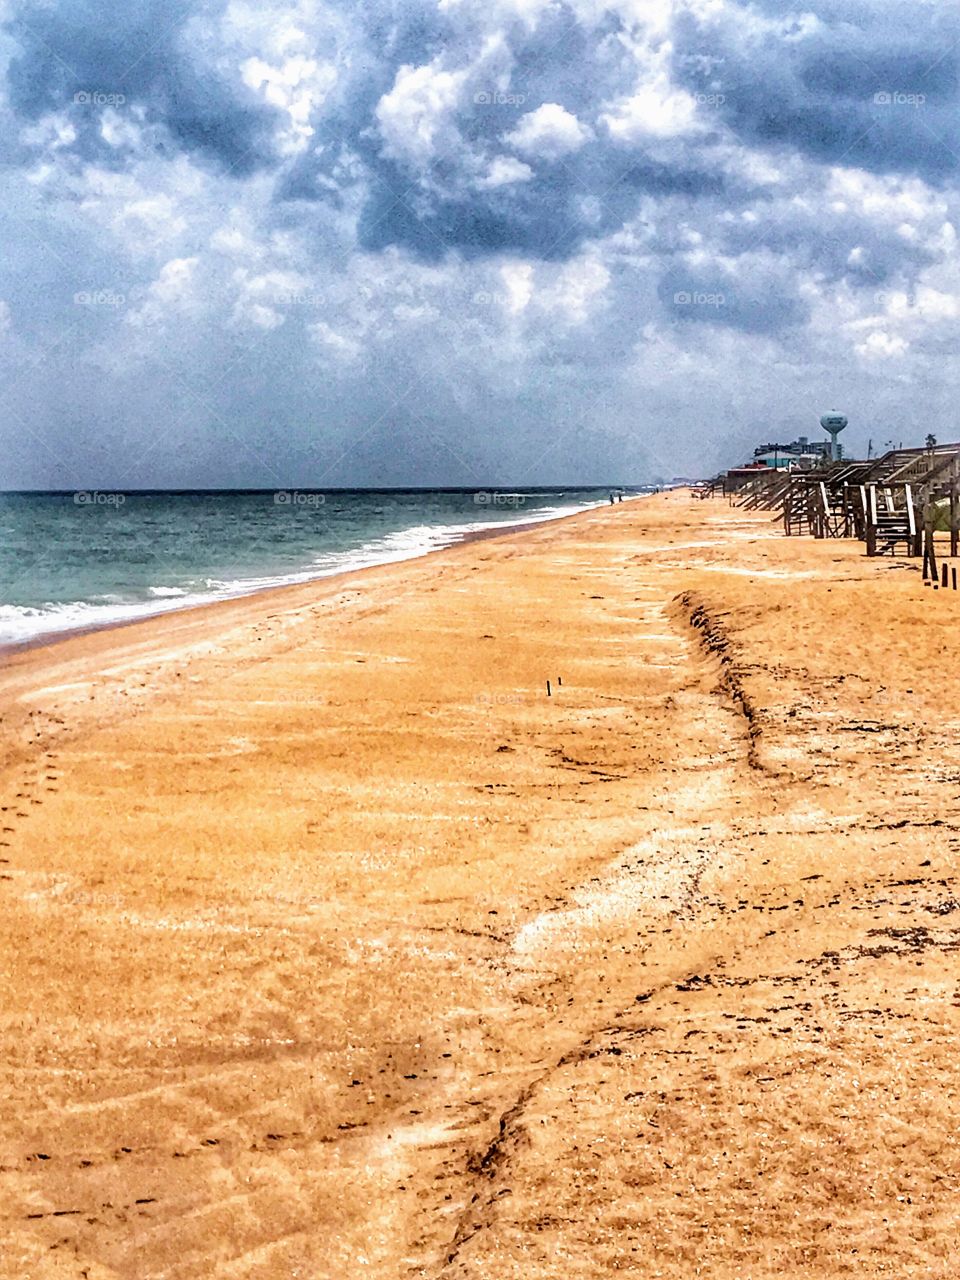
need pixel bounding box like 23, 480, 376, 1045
2, 491, 959, 1279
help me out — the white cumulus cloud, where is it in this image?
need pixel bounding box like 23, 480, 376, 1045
505, 104, 591, 160
376, 59, 469, 168
478, 156, 534, 189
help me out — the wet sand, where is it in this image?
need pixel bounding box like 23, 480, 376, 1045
2, 490, 960, 1278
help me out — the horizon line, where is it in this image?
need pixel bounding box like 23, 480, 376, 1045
0, 483, 675, 496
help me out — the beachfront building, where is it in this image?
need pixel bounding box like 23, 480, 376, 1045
722, 435, 833, 493
723, 462, 771, 493
752, 436, 836, 468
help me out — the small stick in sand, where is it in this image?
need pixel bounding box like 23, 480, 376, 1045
546, 680, 552, 697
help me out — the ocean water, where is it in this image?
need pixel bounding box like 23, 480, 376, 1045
0, 488, 640, 647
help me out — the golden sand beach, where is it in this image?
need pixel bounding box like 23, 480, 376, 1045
2, 490, 960, 1278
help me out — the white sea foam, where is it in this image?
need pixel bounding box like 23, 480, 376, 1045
0, 495, 630, 647
0, 595, 223, 645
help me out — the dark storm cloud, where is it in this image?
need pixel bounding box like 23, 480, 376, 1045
3, 0, 960, 488
710, 198, 946, 295
5, 0, 281, 173
658, 261, 809, 335
271, 0, 960, 261
269, 1, 753, 260
672, 1, 960, 184
348, 149, 736, 262
7, 0, 960, 250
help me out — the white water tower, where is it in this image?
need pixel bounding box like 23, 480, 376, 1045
819, 412, 848, 462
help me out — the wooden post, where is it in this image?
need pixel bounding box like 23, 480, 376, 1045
926, 481, 942, 578
951, 472, 959, 559
923, 531, 935, 581
923, 486, 937, 584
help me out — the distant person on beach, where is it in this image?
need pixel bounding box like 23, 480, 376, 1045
609, 492, 615, 504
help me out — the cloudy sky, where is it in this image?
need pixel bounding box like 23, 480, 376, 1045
1, 0, 958, 487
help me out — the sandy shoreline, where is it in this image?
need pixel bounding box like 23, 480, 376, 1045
0, 495, 632, 660
3, 490, 960, 1279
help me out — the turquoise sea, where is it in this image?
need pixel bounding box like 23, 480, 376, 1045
0, 487, 642, 647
